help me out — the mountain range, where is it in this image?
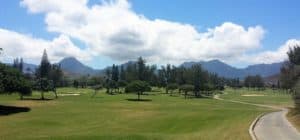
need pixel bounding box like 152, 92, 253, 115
20, 57, 283, 79
181, 60, 283, 78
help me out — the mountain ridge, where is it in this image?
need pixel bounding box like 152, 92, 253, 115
17, 57, 284, 79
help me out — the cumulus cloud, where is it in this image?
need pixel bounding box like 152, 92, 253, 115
18, 0, 270, 65
243, 39, 300, 64
0, 0, 288, 66
0, 29, 91, 64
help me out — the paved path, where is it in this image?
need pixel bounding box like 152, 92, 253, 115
213, 94, 300, 140
254, 109, 300, 140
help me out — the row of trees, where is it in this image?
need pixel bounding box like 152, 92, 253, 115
100, 57, 226, 99
244, 75, 264, 89
279, 45, 300, 112
1, 49, 65, 100
0, 46, 274, 101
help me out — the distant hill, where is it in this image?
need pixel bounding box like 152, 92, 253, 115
263, 74, 280, 86
22, 63, 38, 73
180, 60, 283, 79
58, 57, 102, 76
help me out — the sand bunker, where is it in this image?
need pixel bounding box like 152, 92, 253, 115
242, 94, 265, 97
58, 94, 80, 96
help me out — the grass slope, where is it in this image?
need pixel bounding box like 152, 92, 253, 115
220, 88, 293, 107
0, 88, 271, 140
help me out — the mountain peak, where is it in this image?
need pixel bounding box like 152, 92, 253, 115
60, 57, 79, 62
59, 57, 101, 76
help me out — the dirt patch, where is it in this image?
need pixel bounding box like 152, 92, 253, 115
242, 94, 265, 97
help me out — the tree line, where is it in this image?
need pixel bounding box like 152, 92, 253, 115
0, 47, 274, 101
279, 45, 300, 112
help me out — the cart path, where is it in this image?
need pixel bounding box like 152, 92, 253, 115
213, 94, 300, 140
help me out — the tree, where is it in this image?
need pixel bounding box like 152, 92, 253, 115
91, 85, 102, 98
157, 69, 166, 88
161, 64, 176, 93
166, 83, 178, 96
137, 57, 146, 81
125, 80, 151, 100
288, 45, 300, 65
39, 50, 51, 78
120, 65, 126, 81
294, 80, 300, 111
117, 80, 127, 93
73, 80, 79, 89
176, 67, 186, 85
49, 64, 63, 87
179, 84, 194, 99
35, 49, 53, 100
192, 65, 202, 97
244, 75, 264, 90
79, 75, 88, 88
12, 58, 23, 72
111, 64, 119, 82
105, 69, 111, 93
280, 45, 300, 112
0, 63, 32, 99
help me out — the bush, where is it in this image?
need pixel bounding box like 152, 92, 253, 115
0, 63, 32, 98
125, 80, 151, 100
179, 84, 194, 99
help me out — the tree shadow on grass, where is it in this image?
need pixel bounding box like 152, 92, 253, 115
125, 99, 152, 102
0, 105, 31, 116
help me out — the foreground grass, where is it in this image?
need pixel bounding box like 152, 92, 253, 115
220, 88, 293, 107
0, 88, 269, 140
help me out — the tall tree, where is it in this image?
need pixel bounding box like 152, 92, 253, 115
40, 49, 51, 78
35, 49, 52, 100
19, 58, 23, 73
288, 45, 300, 65
179, 84, 194, 99
176, 67, 186, 85
49, 64, 63, 87
280, 45, 300, 111
111, 64, 119, 82
192, 64, 202, 97
105, 69, 111, 93
137, 57, 146, 81
120, 65, 126, 81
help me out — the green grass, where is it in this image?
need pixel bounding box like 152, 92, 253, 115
220, 88, 294, 107
0, 88, 275, 140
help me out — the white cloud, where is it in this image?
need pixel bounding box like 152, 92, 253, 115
0, 0, 290, 67
19, 0, 269, 66
0, 29, 91, 64
242, 39, 300, 64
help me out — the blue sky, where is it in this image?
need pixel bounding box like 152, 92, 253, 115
0, 0, 299, 69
